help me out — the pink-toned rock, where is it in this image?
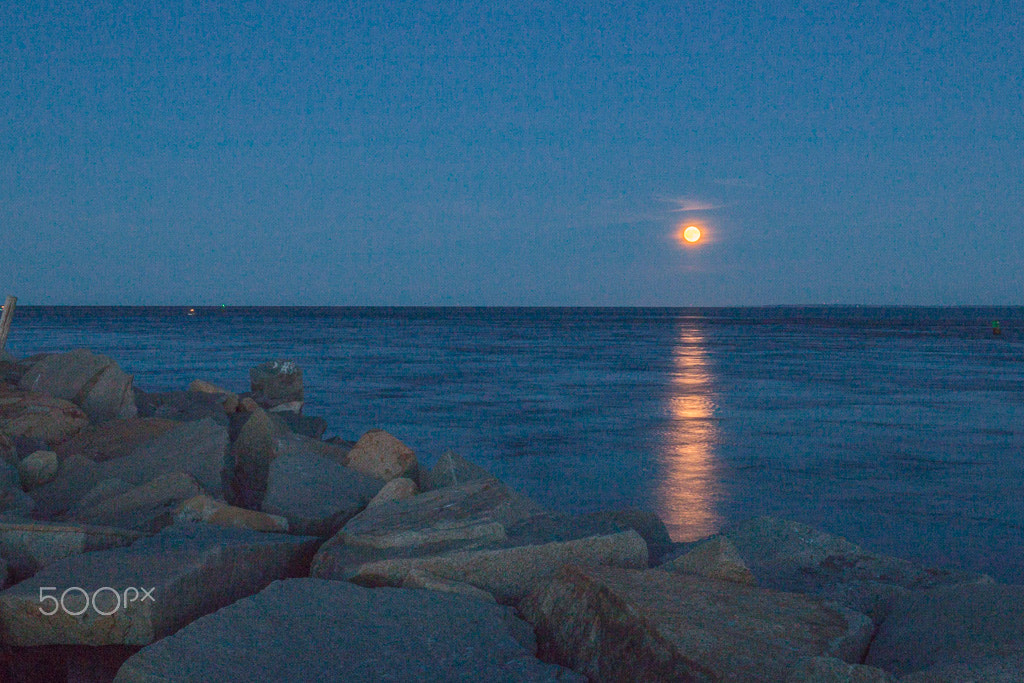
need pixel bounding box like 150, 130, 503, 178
345, 429, 418, 481
367, 477, 418, 507
175, 494, 289, 532
0, 386, 89, 444
188, 380, 239, 413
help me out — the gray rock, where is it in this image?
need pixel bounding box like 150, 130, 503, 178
55, 417, 179, 462
73, 477, 134, 512
101, 417, 229, 497
78, 362, 138, 423
785, 656, 894, 682
0, 482, 34, 517
272, 411, 327, 439
0, 519, 143, 582
0, 430, 16, 467
223, 407, 279, 508
273, 430, 349, 464
69, 472, 205, 532
401, 568, 497, 603
865, 582, 1024, 678
721, 517, 991, 621
18, 349, 111, 400
262, 452, 383, 536
0, 523, 317, 646
423, 449, 494, 490
249, 360, 303, 412
18, 349, 136, 422
898, 654, 1024, 682
314, 477, 542, 565
343, 529, 649, 605
113, 578, 583, 682
520, 565, 875, 682
660, 535, 756, 585
134, 389, 229, 424
1, 459, 34, 516
0, 386, 89, 445
28, 453, 102, 519
579, 508, 674, 566
17, 449, 59, 490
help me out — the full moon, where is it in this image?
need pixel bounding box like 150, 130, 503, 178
683, 226, 701, 243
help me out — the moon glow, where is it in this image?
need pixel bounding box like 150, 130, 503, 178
682, 226, 701, 243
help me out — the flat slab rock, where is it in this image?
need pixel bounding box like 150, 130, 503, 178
0, 519, 144, 582
311, 478, 651, 603
261, 452, 384, 536
113, 578, 583, 682
0, 523, 317, 646
865, 582, 1024, 679
520, 565, 875, 683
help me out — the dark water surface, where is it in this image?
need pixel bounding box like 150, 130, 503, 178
7, 306, 1024, 582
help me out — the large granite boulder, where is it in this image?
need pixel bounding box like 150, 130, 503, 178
0, 524, 317, 646
69, 472, 205, 532
261, 453, 384, 536
520, 565, 874, 682
55, 417, 178, 462
865, 582, 1024, 679
0, 386, 89, 445
113, 578, 583, 682
223, 406, 279, 509
0, 519, 143, 582
101, 417, 229, 497
18, 349, 137, 422
249, 360, 303, 413
343, 529, 649, 605
32, 420, 228, 519
719, 517, 991, 620
314, 477, 542, 561
311, 478, 648, 603
344, 429, 418, 481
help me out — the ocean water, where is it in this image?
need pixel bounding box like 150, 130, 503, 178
6, 306, 1024, 582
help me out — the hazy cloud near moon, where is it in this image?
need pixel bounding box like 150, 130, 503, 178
662, 197, 726, 213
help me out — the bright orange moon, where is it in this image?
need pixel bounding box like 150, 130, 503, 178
683, 226, 701, 243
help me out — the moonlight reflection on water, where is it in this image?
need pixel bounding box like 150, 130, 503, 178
658, 324, 722, 541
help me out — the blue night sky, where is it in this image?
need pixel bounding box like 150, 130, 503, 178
2, 0, 1022, 305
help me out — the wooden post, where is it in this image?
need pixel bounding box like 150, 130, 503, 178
0, 296, 16, 353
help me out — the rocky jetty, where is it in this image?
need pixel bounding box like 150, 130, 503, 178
0, 348, 1016, 681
